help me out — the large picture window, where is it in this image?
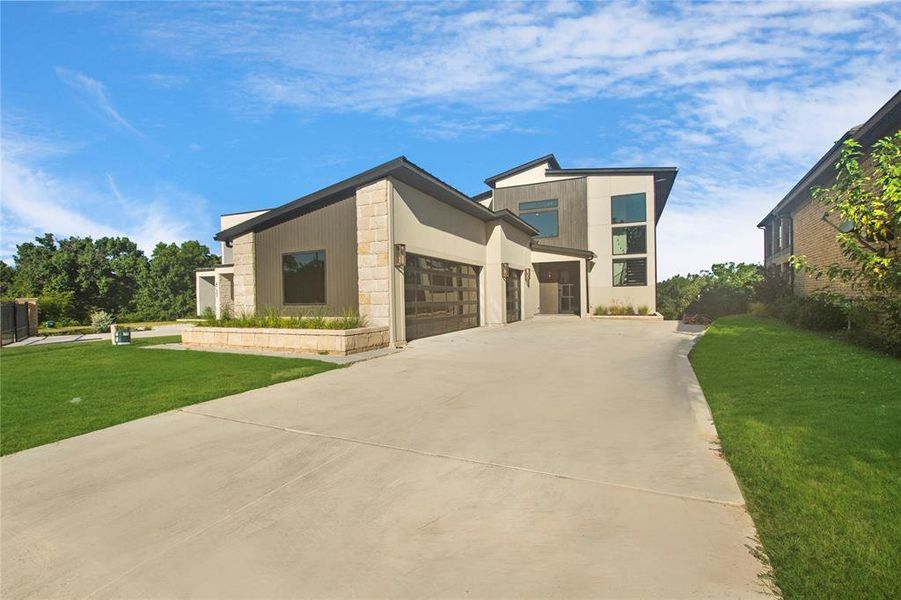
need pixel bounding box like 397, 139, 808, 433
611, 193, 647, 224
613, 258, 647, 287
612, 225, 647, 255
519, 199, 558, 238
282, 250, 326, 304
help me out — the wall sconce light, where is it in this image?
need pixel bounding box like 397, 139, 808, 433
821, 212, 854, 233
394, 243, 406, 268
501, 262, 510, 279
524, 268, 531, 284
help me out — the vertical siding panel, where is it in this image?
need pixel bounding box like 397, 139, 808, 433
254, 195, 359, 315
493, 178, 588, 249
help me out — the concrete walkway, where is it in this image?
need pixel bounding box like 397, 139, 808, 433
5, 323, 193, 347
1, 319, 771, 599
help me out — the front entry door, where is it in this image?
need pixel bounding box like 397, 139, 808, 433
559, 269, 575, 314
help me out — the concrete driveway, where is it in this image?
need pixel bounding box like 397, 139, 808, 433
1, 319, 770, 599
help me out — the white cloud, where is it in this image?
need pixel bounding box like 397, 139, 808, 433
0, 131, 214, 262
9, 2, 898, 277
55, 67, 144, 137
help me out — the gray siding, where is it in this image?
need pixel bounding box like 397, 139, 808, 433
492, 178, 588, 249
254, 195, 359, 316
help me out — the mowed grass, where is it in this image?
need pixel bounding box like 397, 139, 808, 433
691, 315, 901, 598
0, 336, 342, 455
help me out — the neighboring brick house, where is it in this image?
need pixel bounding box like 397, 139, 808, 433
758, 90, 900, 296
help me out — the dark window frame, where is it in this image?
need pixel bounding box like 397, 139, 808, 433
611, 225, 647, 256
281, 249, 327, 305
611, 193, 647, 224
612, 258, 648, 287
519, 198, 559, 238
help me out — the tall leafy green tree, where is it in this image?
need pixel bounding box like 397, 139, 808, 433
133, 240, 218, 320
0, 260, 16, 298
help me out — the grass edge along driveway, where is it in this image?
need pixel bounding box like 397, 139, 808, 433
1, 336, 342, 456
691, 315, 901, 599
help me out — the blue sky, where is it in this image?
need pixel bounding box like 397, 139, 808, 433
2, 1, 899, 277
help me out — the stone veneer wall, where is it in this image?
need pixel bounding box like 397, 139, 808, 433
182, 326, 390, 356
216, 273, 234, 319
231, 233, 256, 315
355, 180, 391, 328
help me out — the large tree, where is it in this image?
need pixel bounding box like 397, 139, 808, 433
133, 240, 218, 320
792, 131, 901, 292
5, 234, 218, 323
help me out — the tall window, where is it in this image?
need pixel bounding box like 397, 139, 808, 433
282, 250, 326, 304
611, 193, 647, 224
613, 258, 647, 287
612, 225, 646, 255
519, 199, 558, 238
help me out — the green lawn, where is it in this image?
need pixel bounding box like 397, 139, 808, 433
0, 336, 341, 455
691, 315, 901, 598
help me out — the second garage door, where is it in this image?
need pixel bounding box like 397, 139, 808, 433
404, 254, 480, 341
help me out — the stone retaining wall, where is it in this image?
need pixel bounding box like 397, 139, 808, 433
182, 326, 389, 356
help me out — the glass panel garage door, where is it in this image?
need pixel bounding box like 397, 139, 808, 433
404, 254, 480, 341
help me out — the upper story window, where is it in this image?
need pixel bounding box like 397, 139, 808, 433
613, 258, 647, 287
519, 199, 559, 238
283, 250, 326, 304
611, 193, 647, 224
612, 225, 647, 255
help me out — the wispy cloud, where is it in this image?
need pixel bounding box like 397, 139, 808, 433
0, 128, 213, 261
55, 67, 144, 137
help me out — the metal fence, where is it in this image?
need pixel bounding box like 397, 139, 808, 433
0, 302, 32, 346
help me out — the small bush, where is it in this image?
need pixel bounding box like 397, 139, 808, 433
200, 306, 215, 320
38, 291, 76, 324
687, 285, 751, 320
90, 310, 115, 333
749, 301, 769, 317
796, 294, 848, 331
601, 304, 636, 316
592, 305, 608, 316
637, 305, 650, 315
754, 269, 792, 303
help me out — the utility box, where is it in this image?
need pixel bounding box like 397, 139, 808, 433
111, 324, 131, 345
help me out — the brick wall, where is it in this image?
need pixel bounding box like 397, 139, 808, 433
355, 179, 391, 327
791, 197, 859, 297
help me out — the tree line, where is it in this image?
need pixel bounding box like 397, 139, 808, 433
0, 234, 219, 325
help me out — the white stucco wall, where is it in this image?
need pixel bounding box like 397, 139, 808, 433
493, 162, 581, 189
484, 221, 534, 325
219, 210, 269, 263
586, 175, 657, 313
389, 178, 534, 340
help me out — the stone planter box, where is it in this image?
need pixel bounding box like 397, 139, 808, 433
588, 313, 664, 321
182, 326, 390, 356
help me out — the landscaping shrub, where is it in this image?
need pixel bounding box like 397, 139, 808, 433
685, 285, 751, 321
592, 305, 608, 316
200, 306, 367, 330
637, 305, 650, 315
754, 269, 792, 304
37, 291, 77, 324
90, 310, 115, 333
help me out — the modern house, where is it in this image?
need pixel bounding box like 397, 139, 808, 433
196, 154, 677, 345
758, 90, 900, 296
